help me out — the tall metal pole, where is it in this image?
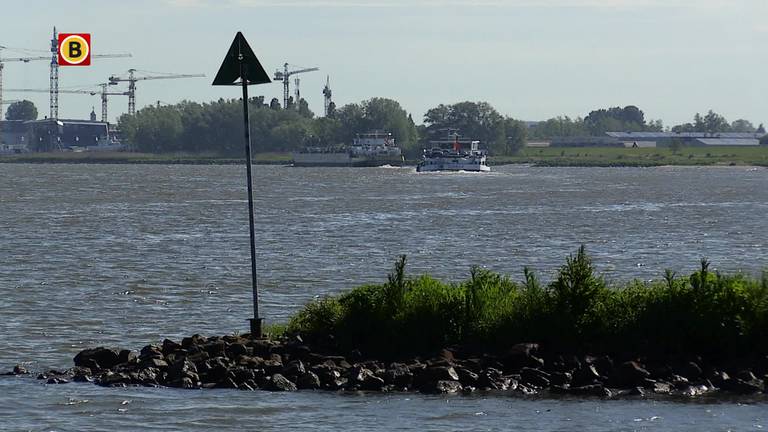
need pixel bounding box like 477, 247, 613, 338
213, 31, 271, 339
240, 57, 262, 338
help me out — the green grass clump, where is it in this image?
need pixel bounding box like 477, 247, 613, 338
286, 247, 768, 360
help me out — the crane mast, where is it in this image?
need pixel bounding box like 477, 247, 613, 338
272, 63, 318, 110
50, 27, 59, 120
323, 75, 332, 117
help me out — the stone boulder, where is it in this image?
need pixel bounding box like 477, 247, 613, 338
609, 361, 650, 388
296, 371, 321, 390
502, 343, 544, 370
520, 367, 551, 388
12, 364, 29, 375
74, 347, 121, 371
267, 373, 297, 391
382, 363, 413, 388
571, 364, 601, 387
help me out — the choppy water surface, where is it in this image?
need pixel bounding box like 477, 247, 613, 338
1, 163, 766, 431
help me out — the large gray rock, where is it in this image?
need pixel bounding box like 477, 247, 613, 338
502, 343, 544, 370
74, 347, 121, 370
267, 373, 297, 391
610, 361, 650, 388
97, 371, 130, 387
161, 339, 182, 355
456, 368, 479, 387
296, 371, 321, 390
139, 344, 164, 361
520, 367, 551, 388
477, 368, 510, 390
12, 364, 29, 375
167, 359, 199, 386
382, 364, 413, 388
283, 360, 306, 377
181, 334, 207, 349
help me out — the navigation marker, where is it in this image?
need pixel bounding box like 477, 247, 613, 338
213, 32, 272, 338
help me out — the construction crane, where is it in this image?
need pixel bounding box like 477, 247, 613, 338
48, 27, 132, 120
273, 63, 318, 110
6, 84, 129, 123
95, 83, 129, 122
107, 68, 205, 115
322, 75, 332, 117
0, 45, 49, 119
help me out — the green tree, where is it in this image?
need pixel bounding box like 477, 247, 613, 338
312, 117, 341, 145
584, 105, 647, 135
362, 97, 419, 152
298, 98, 314, 118
673, 110, 733, 133
269, 98, 281, 110
528, 116, 587, 139
5, 100, 38, 121
730, 119, 755, 133
423, 101, 506, 152
122, 106, 183, 153
269, 119, 313, 151
503, 117, 527, 155
702, 110, 730, 133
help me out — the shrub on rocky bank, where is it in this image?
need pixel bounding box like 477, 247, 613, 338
6, 247, 768, 398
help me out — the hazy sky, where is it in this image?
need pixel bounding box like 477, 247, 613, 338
2, 0, 766, 127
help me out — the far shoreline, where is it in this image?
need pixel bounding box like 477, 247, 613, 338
1, 146, 767, 168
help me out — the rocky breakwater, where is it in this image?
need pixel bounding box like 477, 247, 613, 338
9, 337, 768, 398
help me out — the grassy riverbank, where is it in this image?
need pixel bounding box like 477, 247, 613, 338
491, 146, 768, 167
286, 248, 768, 361
3, 146, 768, 167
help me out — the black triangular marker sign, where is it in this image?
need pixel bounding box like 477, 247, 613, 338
212, 32, 271, 86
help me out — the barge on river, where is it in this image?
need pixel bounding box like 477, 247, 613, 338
416, 133, 490, 173
292, 131, 403, 167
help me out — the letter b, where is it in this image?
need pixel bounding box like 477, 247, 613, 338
68, 41, 82, 58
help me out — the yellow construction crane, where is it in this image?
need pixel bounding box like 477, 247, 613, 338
273, 63, 318, 110
107, 69, 205, 115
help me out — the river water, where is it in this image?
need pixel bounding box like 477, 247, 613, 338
1, 163, 766, 431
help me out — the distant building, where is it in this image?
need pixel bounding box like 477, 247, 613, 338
0, 120, 30, 154
0, 118, 123, 153
549, 136, 622, 147
606, 132, 765, 147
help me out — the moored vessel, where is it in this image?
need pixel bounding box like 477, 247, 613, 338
416, 133, 490, 172
292, 130, 403, 167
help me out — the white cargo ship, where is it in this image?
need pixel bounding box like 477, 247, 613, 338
292, 131, 403, 167
416, 134, 490, 173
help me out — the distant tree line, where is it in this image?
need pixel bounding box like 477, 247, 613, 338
116, 98, 531, 156
76, 99, 768, 155
528, 105, 765, 140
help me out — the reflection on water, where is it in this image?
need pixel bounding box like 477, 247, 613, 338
1, 163, 766, 430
